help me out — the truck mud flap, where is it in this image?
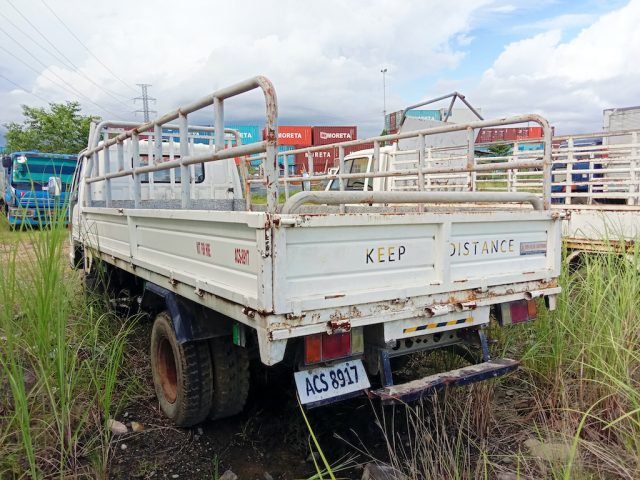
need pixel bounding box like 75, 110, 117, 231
370, 358, 519, 403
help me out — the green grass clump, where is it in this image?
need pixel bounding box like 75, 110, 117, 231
368, 243, 639, 479
0, 210, 134, 477
520, 245, 640, 478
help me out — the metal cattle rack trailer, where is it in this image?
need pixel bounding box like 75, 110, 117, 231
71, 76, 561, 426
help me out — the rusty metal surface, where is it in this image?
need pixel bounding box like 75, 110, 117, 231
82, 76, 279, 211
371, 358, 519, 402
281, 191, 543, 214
399, 91, 484, 126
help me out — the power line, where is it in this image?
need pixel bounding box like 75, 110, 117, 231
0, 43, 121, 118
5, 0, 132, 108
7, 1, 80, 69
0, 24, 131, 112
40, 0, 137, 95
0, 38, 120, 117
134, 84, 156, 122
0, 72, 50, 103
0, 9, 71, 70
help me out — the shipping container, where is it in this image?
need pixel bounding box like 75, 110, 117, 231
528, 126, 543, 138
312, 126, 357, 145
226, 125, 261, 145
251, 144, 296, 168
263, 126, 313, 146
406, 109, 441, 121
389, 112, 397, 132
293, 143, 376, 173
163, 125, 260, 146
476, 127, 545, 144
278, 145, 295, 167
294, 147, 337, 173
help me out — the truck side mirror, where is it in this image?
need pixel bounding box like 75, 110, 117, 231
48, 177, 62, 197
1, 156, 10, 169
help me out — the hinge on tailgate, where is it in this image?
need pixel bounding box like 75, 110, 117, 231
257, 228, 271, 258
327, 319, 351, 334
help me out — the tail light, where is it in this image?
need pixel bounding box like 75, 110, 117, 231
304, 327, 364, 365
497, 299, 537, 326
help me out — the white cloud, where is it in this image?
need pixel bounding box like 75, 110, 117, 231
0, 0, 491, 138
517, 13, 597, 32
475, 0, 640, 133
489, 4, 516, 13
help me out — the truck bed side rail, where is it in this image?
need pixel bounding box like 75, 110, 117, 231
80, 76, 280, 211
249, 113, 553, 212
281, 191, 544, 214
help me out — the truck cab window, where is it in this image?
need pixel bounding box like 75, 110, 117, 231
329, 156, 370, 190
137, 155, 205, 183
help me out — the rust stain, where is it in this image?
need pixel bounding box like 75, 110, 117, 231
327, 318, 351, 333
265, 129, 277, 142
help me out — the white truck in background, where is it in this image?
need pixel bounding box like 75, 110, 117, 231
70, 77, 561, 427
323, 98, 640, 264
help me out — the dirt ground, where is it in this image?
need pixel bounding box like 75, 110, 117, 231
107, 319, 538, 480
108, 320, 390, 480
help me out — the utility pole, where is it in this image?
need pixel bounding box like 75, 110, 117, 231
381, 68, 387, 128
134, 83, 157, 122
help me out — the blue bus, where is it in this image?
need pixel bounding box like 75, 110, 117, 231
1, 151, 78, 227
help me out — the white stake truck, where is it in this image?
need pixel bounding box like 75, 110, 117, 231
70, 77, 561, 426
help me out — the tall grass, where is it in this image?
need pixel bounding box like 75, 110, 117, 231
521, 245, 640, 478
0, 209, 133, 477
370, 243, 639, 479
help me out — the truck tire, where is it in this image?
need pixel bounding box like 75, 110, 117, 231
150, 311, 213, 427
208, 337, 250, 420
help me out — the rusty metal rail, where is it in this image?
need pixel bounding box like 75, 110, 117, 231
251, 113, 553, 212
81, 76, 279, 211
280, 191, 544, 214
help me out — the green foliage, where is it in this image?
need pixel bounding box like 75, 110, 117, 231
487, 143, 512, 157
0, 211, 133, 477
4, 102, 98, 154
380, 128, 389, 146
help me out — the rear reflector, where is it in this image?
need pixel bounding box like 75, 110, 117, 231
304, 328, 363, 365
351, 327, 364, 354
499, 299, 537, 326
305, 334, 322, 364
322, 332, 351, 361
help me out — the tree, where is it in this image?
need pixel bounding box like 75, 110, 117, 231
380, 128, 389, 146
4, 102, 99, 154
487, 143, 513, 157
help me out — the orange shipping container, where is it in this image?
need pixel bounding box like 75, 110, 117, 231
271, 126, 313, 146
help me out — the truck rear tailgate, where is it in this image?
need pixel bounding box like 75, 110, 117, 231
272, 210, 560, 314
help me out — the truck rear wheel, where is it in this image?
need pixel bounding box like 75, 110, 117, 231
208, 337, 250, 420
150, 311, 213, 427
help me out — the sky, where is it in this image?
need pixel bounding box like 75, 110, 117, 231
0, 0, 637, 144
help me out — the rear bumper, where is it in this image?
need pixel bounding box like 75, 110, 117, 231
7, 214, 68, 227
7, 205, 69, 226
370, 358, 519, 403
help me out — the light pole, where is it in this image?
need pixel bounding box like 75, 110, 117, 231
381, 68, 387, 126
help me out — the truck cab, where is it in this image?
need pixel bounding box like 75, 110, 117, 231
1, 151, 78, 226
326, 146, 396, 191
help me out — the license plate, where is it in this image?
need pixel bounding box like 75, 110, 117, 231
295, 359, 370, 405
